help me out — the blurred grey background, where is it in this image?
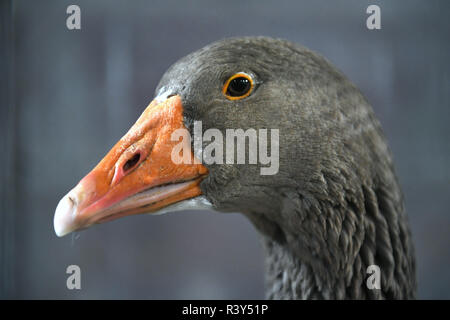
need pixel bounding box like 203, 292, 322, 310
1, 0, 449, 299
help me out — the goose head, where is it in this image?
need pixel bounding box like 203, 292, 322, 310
55, 37, 354, 234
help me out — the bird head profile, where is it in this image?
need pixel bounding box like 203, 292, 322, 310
54, 37, 416, 299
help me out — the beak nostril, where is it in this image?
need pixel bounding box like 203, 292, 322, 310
123, 153, 141, 173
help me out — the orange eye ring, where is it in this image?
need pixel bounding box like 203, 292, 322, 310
223, 72, 254, 100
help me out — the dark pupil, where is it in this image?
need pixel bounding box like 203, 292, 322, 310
227, 77, 251, 97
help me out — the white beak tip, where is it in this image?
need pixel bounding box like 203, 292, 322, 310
54, 194, 76, 237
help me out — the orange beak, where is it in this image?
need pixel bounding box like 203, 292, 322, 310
54, 95, 208, 237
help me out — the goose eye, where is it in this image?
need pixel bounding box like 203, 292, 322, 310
223, 73, 254, 100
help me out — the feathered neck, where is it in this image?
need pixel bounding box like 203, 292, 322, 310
249, 175, 416, 299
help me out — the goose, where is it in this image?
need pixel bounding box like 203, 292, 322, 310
54, 37, 416, 299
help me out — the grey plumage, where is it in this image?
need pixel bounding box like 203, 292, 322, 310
156, 37, 416, 299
